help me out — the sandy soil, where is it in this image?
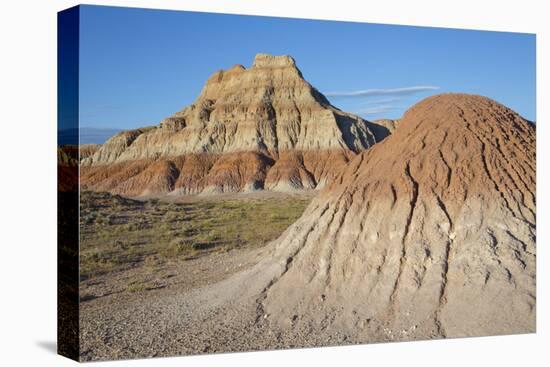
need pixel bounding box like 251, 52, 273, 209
79, 242, 354, 361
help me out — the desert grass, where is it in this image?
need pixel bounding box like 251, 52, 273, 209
79, 191, 310, 280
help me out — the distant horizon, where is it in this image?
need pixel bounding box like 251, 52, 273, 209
75, 5, 536, 131
58, 126, 122, 145
75, 89, 539, 133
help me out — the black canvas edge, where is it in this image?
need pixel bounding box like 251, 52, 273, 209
57, 5, 80, 362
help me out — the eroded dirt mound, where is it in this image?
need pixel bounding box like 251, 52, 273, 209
236, 93, 535, 341
81, 149, 359, 196
265, 150, 354, 191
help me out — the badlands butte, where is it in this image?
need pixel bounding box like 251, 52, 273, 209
78, 54, 535, 360
81, 54, 388, 195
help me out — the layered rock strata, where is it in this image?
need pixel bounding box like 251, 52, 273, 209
81, 54, 388, 196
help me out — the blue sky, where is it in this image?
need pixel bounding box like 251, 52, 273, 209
78, 5, 536, 130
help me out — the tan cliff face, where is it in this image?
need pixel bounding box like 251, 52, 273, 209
84, 54, 378, 164
229, 93, 535, 340
81, 54, 389, 196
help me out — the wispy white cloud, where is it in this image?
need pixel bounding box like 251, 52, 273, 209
362, 97, 403, 105
352, 105, 398, 116
326, 86, 440, 98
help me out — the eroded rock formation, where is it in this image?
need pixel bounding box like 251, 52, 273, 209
81, 54, 388, 196
225, 93, 535, 341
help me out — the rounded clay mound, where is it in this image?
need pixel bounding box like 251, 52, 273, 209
221, 93, 535, 343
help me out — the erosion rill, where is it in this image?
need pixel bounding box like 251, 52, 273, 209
80, 54, 391, 196
217, 93, 535, 342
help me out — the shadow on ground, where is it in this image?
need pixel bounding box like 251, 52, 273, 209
36, 340, 57, 354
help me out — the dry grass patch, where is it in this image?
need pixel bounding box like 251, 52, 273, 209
80, 191, 311, 280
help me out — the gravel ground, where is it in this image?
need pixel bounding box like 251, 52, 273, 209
79, 245, 266, 361
79, 241, 392, 362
